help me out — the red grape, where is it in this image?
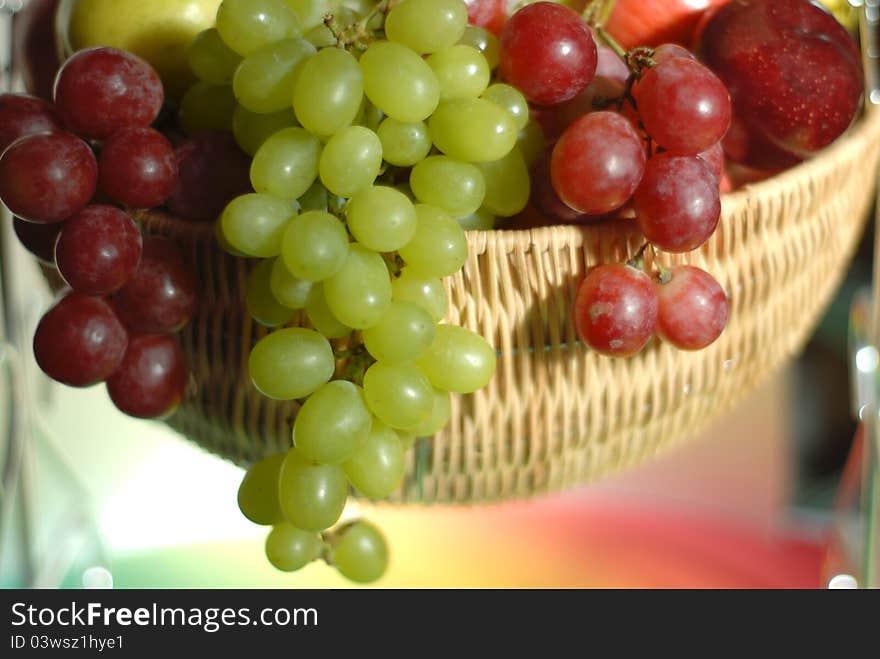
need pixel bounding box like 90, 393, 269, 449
55, 205, 143, 295
106, 333, 187, 419
697, 141, 724, 181
634, 153, 720, 253
0, 94, 64, 153
53, 47, 164, 140
13, 216, 63, 264
633, 56, 731, 155
33, 293, 128, 387
656, 265, 728, 350
551, 111, 646, 216
531, 151, 584, 223
652, 43, 696, 63
167, 132, 251, 222
574, 264, 658, 357
499, 2, 597, 106
0, 132, 97, 223
111, 236, 197, 334
99, 127, 177, 209
464, 0, 506, 35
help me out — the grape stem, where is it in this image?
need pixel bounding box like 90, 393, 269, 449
583, 0, 617, 29
626, 242, 652, 271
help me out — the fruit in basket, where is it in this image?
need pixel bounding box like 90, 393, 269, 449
656, 266, 729, 351
61, 0, 223, 99
604, 0, 728, 50
34, 293, 129, 387
99, 127, 178, 209
0, 94, 64, 153
12, 0, 62, 101
699, 0, 862, 169
499, 2, 597, 106
106, 333, 188, 418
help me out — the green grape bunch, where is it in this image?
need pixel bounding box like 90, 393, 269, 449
183, 0, 533, 584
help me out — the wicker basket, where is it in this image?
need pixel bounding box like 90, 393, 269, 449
136, 106, 880, 504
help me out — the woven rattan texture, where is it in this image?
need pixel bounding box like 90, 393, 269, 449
138, 107, 880, 504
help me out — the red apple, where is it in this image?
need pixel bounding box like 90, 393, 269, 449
604, 0, 729, 49
699, 0, 862, 169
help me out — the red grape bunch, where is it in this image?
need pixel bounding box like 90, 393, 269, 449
0, 47, 198, 419
499, 2, 731, 357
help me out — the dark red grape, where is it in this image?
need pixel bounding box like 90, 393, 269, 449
33, 293, 128, 387
53, 47, 164, 140
634, 56, 731, 156
574, 264, 658, 357
12, 0, 62, 102
167, 132, 252, 222
99, 127, 177, 209
551, 111, 646, 216
656, 266, 729, 350
634, 153, 720, 253
530, 151, 584, 223
0, 132, 97, 223
0, 94, 64, 153
699, 0, 862, 168
111, 236, 197, 334
55, 205, 142, 295
697, 142, 725, 181
13, 216, 63, 264
106, 333, 187, 419
652, 43, 696, 63
499, 2, 597, 106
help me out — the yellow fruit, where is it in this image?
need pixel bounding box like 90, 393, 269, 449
58, 0, 222, 100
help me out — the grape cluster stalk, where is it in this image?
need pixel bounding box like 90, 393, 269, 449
192, 0, 525, 583
0, 48, 196, 419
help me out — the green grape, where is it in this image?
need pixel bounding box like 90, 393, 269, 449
233, 105, 298, 156
304, 24, 337, 48
475, 147, 530, 217
346, 186, 417, 252
482, 83, 529, 131
265, 522, 323, 572
363, 361, 433, 429
270, 257, 313, 309
293, 47, 363, 137
251, 127, 322, 200
216, 0, 303, 56
238, 453, 285, 525
456, 208, 496, 231
356, 101, 384, 133
404, 387, 451, 436
376, 118, 431, 167
360, 41, 440, 123
517, 119, 547, 170
344, 419, 405, 499
279, 448, 347, 531
304, 284, 352, 339
233, 38, 315, 113
341, 0, 384, 29
247, 258, 297, 327
417, 324, 496, 393
215, 216, 247, 255
220, 193, 293, 257
331, 521, 388, 583
318, 126, 382, 198
179, 82, 236, 135
391, 269, 448, 321
427, 45, 490, 101
409, 156, 485, 217
429, 98, 518, 163
324, 244, 392, 329
398, 205, 468, 278
249, 327, 335, 399
281, 210, 349, 281
384, 0, 467, 54
458, 24, 499, 70
362, 300, 436, 364
188, 28, 242, 84
298, 181, 329, 212
294, 380, 371, 464
282, 0, 339, 30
